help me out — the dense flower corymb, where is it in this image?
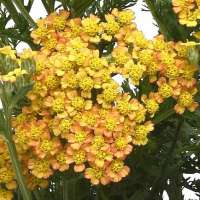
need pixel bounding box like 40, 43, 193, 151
0, 7, 197, 196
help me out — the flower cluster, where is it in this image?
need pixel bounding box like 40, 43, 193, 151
14, 9, 154, 186
172, 0, 200, 27
0, 8, 197, 194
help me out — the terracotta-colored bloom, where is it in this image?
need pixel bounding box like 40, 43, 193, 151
111, 135, 133, 158
95, 108, 124, 137
88, 146, 113, 168
84, 166, 110, 185
28, 159, 53, 179
66, 146, 87, 172
174, 90, 198, 114
51, 150, 70, 172
51, 116, 72, 139
67, 124, 93, 150
32, 138, 61, 159
27, 119, 50, 146
107, 160, 130, 182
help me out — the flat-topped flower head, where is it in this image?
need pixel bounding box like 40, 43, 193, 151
8, 7, 199, 189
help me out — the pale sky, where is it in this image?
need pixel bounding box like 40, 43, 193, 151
12, 0, 200, 199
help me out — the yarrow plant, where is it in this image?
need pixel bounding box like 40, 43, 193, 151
0, 1, 200, 200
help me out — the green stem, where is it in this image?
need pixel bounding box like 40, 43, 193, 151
4, 134, 32, 200
47, 0, 55, 12
1, 85, 32, 200
63, 179, 69, 200
33, 190, 42, 200
12, 0, 37, 28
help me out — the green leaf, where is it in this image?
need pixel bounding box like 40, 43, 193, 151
71, 0, 95, 16
12, 0, 37, 28
10, 82, 33, 111
0, 110, 5, 133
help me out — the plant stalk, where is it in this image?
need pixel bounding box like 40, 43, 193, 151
1, 0, 21, 28
1, 84, 32, 200
4, 128, 32, 200
12, 0, 37, 28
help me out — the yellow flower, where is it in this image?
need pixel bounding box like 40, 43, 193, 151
78, 73, 94, 91
87, 50, 108, 73
0, 46, 16, 59
85, 167, 109, 185
172, 0, 200, 27
50, 54, 74, 76
82, 15, 100, 36
158, 83, 173, 99
116, 94, 138, 117
127, 30, 149, 48
103, 14, 120, 35
175, 89, 198, 114
71, 97, 85, 110
165, 65, 179, 79
142, 94, 159, 117
92, 135, 105, 149
132, 122, 154, 145
97, 81, 119, 107
0, 168, 15, 184
112, 47, 130, 65
42, 32, 57, 50
108, 160, 130, 182
61, 70, 78, 89
124, 60, 146, 85
73, 149, 86, 165
112, 9, 135, 25
68, 18, 82, 37
179, 91, 193, 107
44, 74, 59, 90
47, 11, 69, 31
28, 159, 53, 179
137, 49, 154, 65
